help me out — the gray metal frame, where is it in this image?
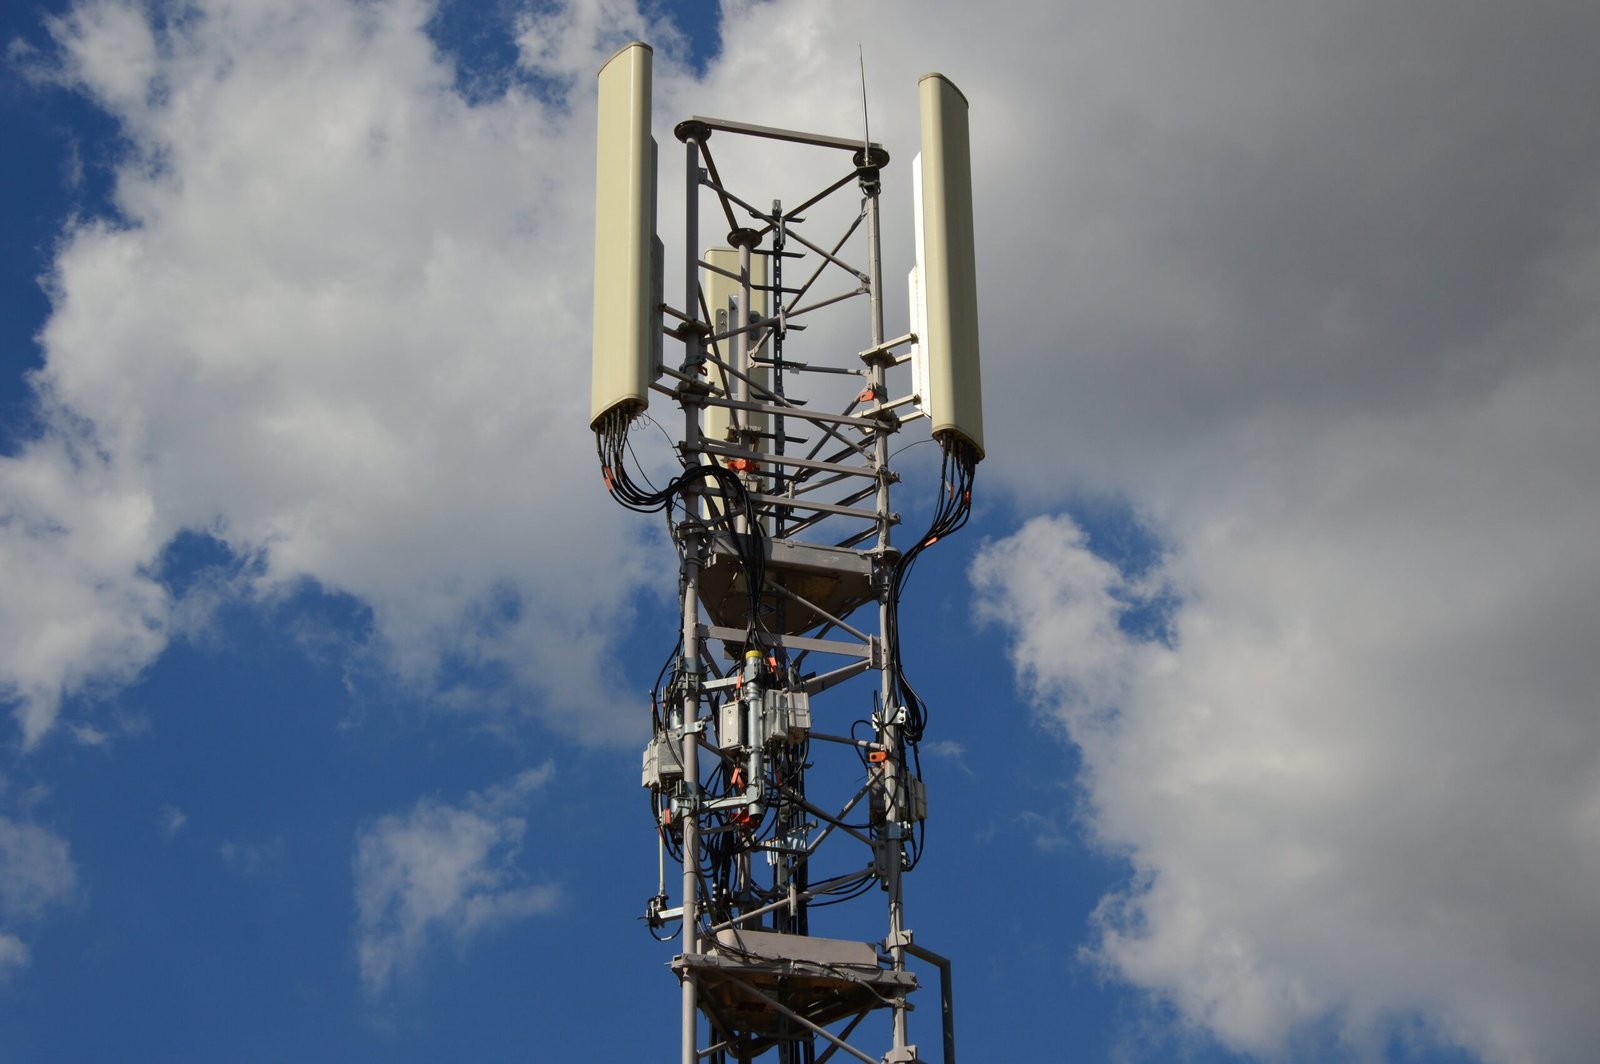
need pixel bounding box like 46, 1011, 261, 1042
634, 113, 953, 1064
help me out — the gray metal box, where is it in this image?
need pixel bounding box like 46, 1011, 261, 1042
641, 734, 684, 789
903, 775, 927, 823
717, 698, 747, 751
762, 689, 812, 747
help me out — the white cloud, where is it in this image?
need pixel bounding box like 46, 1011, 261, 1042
0, 433, 168, 747
0, 932, 29, 978
353, 765, 557, 996
1015, 809, 1069, 854
0, 815, 79, 974
514, 0, 685, 81
0, 816, 78, 922
934, 4, 1600, 1062
977, 435, 1600, 1063
922, 739, 976, 781
157, 804, 187, 838
1, 0, 706, 746
219, 837, 286, 879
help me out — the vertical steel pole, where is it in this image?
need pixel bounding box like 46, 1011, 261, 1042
770, 199, 788, 538
863, 175, 912, 1055
764, 208, 793, 1064
733, 238, 753, 536
684, 136, 703, 380
680, 133, 703, 1064
736, 240, 752, 405
680, 567, 702, 1064
866, 188, 885, 356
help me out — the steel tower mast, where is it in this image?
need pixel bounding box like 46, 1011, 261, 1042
590, 42, 984, 1064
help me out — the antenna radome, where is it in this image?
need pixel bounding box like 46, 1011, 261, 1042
590, 41, 659, 429
913, 73, 984, 459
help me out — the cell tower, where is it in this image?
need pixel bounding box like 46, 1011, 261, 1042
590, 41, 983, 1064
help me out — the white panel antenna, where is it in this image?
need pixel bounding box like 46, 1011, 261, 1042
590, 41, 660, 429
916, 73, 984, 459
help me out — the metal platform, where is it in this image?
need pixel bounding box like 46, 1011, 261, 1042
700, 535, 879, 636
674, 931, 917, 1061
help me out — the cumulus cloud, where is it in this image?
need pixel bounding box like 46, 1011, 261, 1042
0, 815, 79, 975
1, 0, 700, 746
977, 458, 1600, 1063
0, 431, 168, 747
353, 764, 557, 996
926, 2, 1600, 1061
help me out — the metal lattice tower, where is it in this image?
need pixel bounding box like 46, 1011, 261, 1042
591, 42, 983, 1064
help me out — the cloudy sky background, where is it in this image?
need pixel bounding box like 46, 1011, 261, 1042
2, 1, 1598, 1061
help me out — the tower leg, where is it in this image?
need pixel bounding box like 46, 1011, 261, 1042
680, 560, 702, 1064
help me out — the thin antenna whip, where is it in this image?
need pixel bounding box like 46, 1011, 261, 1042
858, 44, 871, 155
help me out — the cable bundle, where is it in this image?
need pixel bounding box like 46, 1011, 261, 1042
885, 436, 978, 743
879, 436, 977, 872
606, 402, 979, 921
594, 408, 767, 624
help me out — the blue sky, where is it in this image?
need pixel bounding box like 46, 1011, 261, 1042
3, 2, 1598, 1062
